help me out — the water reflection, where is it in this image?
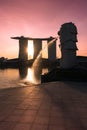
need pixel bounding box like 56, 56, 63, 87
25, 67, 41, 84
19, 66, 28, 79
42, 68, 48, 75
19, 66, 48, 85
0, 66, 48, 89
19, 67, 40, 84
0, 69, 20, 89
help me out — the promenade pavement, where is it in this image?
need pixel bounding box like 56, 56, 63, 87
0, 81, 87, 130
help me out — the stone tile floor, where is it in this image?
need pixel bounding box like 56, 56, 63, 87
0, 81, 87, 130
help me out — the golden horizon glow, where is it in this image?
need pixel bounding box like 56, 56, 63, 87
28, 40, 34, 59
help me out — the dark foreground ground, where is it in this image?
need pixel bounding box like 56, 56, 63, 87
0, 82, 87, 130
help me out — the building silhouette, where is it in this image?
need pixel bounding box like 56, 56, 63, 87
11, 36, 57, 61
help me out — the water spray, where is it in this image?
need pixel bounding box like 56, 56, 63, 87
25, 36, 58, 85
32, 37, 58, 68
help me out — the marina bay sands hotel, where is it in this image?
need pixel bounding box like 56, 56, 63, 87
11, 36, 57, 62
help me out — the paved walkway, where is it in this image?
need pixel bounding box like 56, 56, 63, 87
0, 82, 87, 130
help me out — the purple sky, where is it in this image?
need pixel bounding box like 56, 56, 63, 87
0, 0, 87, 58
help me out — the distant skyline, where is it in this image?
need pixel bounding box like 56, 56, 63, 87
0, 0, 87, 59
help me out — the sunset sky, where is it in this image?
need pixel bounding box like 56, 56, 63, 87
0, 0, 87, 59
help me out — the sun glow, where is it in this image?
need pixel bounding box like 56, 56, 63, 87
28, 40, 34, 59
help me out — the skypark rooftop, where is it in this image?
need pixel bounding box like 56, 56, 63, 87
11, 36, 57, 41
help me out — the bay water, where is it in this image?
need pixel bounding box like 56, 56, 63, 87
0, 67, 48, 89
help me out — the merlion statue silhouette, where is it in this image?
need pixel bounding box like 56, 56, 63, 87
58, 22, 78, 68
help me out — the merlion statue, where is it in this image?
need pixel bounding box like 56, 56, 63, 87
58, 22, 78, 68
